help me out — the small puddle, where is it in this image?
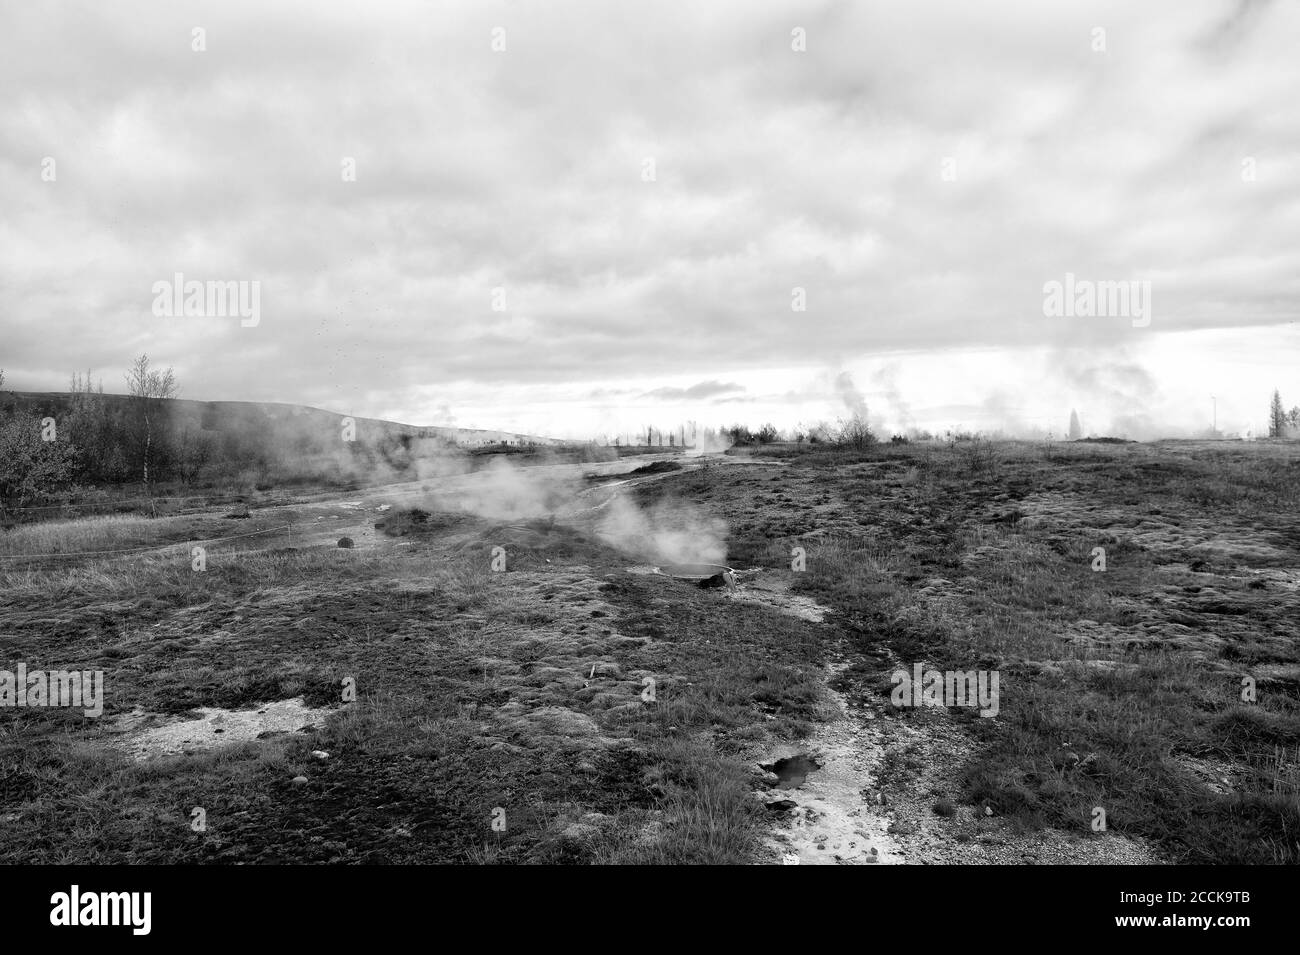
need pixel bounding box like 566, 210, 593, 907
763, 754, 821, 789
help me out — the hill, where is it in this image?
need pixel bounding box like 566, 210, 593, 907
0, 391, 563, 449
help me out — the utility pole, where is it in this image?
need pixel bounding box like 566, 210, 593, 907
1211, 395, 1217, 436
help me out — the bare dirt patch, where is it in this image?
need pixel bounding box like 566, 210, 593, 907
110, 698, 336, 760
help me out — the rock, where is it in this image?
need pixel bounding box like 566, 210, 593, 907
311, 750, 330, 759
337, 537, 354, 548
291, 775, 309, 786
559, 822, 601, 844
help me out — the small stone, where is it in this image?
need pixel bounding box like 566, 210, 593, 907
291, 775, 309, 786
311, 750, 330, 759
337, 537, 354, 548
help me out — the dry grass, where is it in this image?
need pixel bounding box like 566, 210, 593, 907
0, 514, 165, 555
0, 495, 823, 863
6, 440, 1298, 864
769, 439, 1300, 863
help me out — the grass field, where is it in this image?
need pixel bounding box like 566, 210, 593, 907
1, 439, 1297, 864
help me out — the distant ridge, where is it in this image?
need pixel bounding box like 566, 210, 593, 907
1, 391, 565, 448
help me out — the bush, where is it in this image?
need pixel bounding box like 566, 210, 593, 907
836, 413, 876, 450
0, 410, 79, 509
726, 424, 756, 445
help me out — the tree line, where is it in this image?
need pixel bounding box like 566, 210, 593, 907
0, 356, 425, 511
1269, 389, 1300, 438
0, 356, 189, 507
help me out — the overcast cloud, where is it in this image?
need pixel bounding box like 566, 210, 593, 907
2, 0, 1297, 438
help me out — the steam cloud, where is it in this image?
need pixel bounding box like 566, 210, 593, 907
596, 494, 728, 565
834, 371, 869, 419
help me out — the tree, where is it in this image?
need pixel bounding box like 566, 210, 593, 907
1068, 409, 1082, 440
66, 370, 131, 483
1269, 389, 1287, 438
1288, 407, 1300, 434
124, 354, 178, 496
0, 410, 78, 510
727, 423, 755, 445
174, 426, 214, 485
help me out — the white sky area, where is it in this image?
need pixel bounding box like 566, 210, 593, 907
2, 0, 1297, 440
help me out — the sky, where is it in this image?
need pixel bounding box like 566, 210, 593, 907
2, 0, 1298, 440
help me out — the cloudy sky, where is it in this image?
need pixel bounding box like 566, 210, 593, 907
3, 0, 1298, 439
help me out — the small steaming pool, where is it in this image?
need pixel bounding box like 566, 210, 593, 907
654, 562, 733, 581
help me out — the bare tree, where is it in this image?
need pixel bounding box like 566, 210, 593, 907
175, 426, 214, 485
66, 369, 128, 483
125, 354, 178, 501
837, 412, 876, 450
